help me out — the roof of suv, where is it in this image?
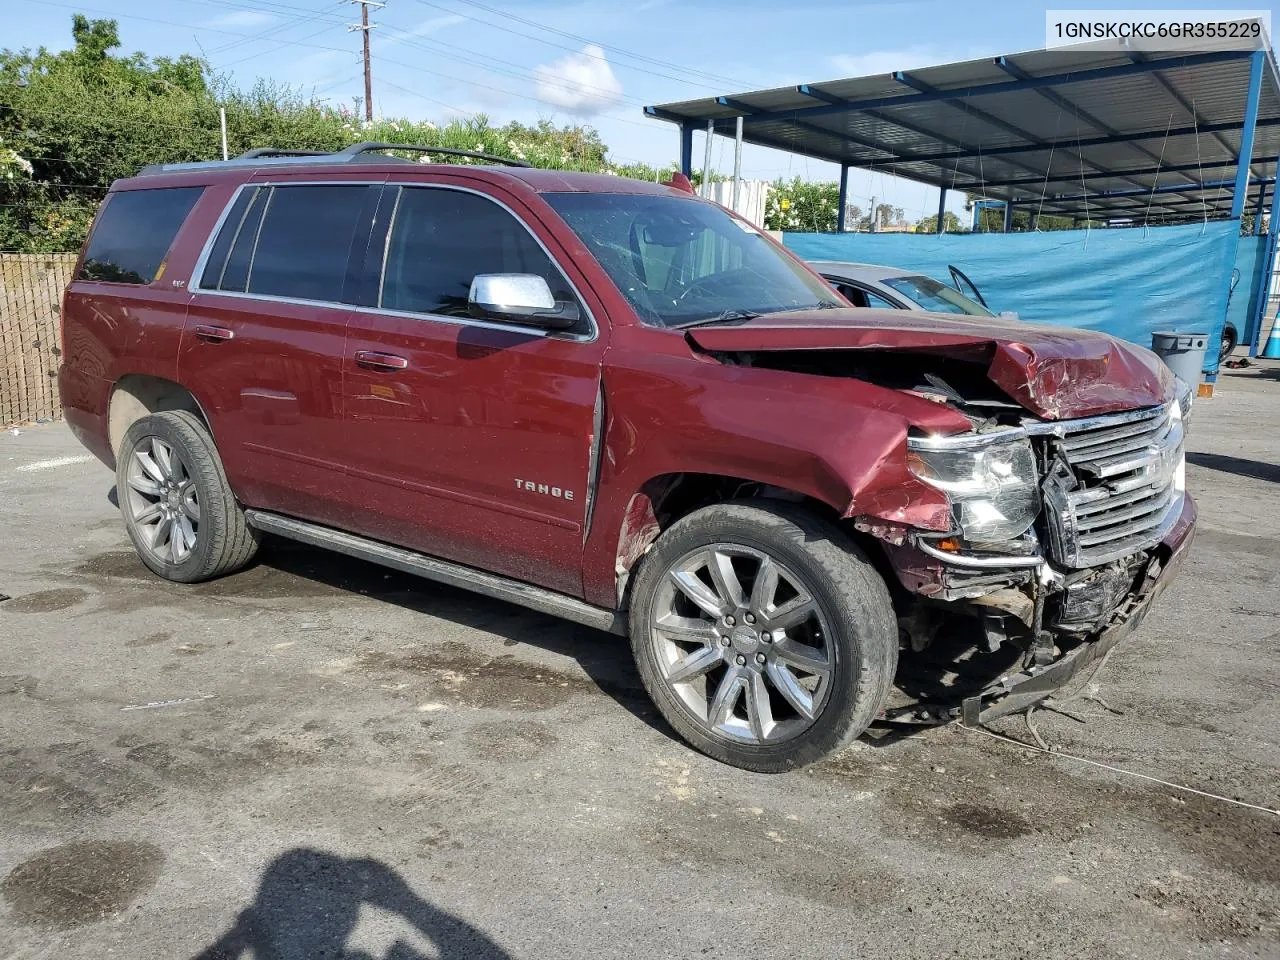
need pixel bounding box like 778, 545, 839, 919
127, 143, 686, 196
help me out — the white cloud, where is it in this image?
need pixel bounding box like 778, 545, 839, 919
203, 10, 275, 29
532, 44, 623, 115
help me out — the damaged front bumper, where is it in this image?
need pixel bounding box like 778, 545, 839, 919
878, 493, 1197, 725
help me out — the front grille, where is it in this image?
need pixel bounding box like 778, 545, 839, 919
1035, 404, 1184, 568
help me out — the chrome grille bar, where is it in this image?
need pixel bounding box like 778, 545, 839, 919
1040, 403, 1184, 568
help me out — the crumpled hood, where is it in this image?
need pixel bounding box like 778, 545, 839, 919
686, 308, 1175, 420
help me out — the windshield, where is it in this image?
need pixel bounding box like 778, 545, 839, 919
881, 275, 994, 317
544, 192, 842, 327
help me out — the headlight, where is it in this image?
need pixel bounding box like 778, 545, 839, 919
1168, 397, 1187, 494
907, 431, 1040, 542
1174, 377, 1193, 433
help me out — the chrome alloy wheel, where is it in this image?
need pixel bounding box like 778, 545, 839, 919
124, 436, 200, 564
648, 545, 834, 744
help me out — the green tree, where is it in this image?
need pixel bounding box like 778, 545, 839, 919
0, 15, 668, 252
914, 211, 965, 233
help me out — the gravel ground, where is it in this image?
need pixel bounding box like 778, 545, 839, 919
1, 366, 1278, 960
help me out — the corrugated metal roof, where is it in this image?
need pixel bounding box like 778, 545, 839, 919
647, 27, 1280, 222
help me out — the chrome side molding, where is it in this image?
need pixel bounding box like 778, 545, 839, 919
244, 510, 627, 636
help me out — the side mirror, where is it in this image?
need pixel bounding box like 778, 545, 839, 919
468, 274, 578, 330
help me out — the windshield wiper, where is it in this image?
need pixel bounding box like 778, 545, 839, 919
677, 309, 761, 329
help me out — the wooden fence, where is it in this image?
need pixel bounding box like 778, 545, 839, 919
0, 253, 76, 425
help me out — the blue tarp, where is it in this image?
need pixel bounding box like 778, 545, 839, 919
784, 222, 1251, 374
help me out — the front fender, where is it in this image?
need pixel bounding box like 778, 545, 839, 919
580, 349, 967, 607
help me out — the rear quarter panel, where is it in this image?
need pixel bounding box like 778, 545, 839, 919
59, 180, 233, 466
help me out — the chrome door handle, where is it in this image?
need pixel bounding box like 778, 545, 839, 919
193, 324, 234, 342
354, 350, 409, 371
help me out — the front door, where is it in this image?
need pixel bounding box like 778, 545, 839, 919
180, 181, 380, 523
340, 183, 605, 596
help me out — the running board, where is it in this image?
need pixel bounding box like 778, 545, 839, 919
243, 510, 627, 636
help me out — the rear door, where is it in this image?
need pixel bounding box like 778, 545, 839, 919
180, 180, 380, 523
340, 181, 606, 596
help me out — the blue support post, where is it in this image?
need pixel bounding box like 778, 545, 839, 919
1003, 201, 1015, 232
1218, 50, 1265, 371
936, 187, 947, 234
1255, 182, 1268, 235
1249, 153, 1280, 356
678, 123, 694, 178
837, 164, 849, 232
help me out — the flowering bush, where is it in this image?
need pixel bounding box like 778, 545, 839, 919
763, 178, 861, 232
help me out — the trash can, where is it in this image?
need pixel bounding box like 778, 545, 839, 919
1150, 331, 1209, 387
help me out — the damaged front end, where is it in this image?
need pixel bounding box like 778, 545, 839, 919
861, 388, 1196, 726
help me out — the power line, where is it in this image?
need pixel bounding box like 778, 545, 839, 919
414, 0, 748, 91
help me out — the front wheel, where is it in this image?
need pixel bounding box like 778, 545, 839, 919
628, 501, 898, 772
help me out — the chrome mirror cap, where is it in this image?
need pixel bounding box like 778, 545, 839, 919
469, 273, 555, 313
468, 274, 576, 329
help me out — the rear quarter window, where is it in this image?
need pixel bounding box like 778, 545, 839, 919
78, 187, 204, 284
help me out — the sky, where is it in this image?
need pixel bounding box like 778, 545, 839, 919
4, 0, 1265, 223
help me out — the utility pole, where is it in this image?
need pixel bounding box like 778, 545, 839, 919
348, 0, 384, 124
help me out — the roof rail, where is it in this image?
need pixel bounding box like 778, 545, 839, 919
136, 141, 532, 176
334, 141, 532, 167
235, 147, 331, 160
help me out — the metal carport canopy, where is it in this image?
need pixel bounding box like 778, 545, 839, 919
645, 31, 1280, 223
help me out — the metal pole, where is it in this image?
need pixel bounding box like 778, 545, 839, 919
679, 124, 694, 178
731, 115, 743, 213
1003, 200, 1015, 232
1255, 182, 1268, 236
1230, 52, 1264, 221
701, 119, 714, 199
936, 187, 947, 234
837, 165, 849, 232
219, 106, 228, 161
1217, 49, 1265, 371
349, 0, 383, 124
361, 2, 373, 123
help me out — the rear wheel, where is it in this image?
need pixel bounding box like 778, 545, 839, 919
628, 501, 897, 772
117, 410, 259, 583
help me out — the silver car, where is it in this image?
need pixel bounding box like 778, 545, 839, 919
809, 260, 999, 318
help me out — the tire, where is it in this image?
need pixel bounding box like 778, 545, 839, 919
116, 410, 260, 583
628, 500, 897, 773
1220, 324, 1238, 366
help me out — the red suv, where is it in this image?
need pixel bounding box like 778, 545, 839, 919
59, 143, 1195, 771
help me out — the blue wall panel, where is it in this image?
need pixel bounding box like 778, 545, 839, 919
784, 222, 1248, 374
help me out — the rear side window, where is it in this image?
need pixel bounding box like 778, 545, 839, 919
198, 184, 372, 303
379, 186, 582, 328
79, 187, 204, 284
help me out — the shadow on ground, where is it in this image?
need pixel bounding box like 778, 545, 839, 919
230, 536, 670, 736
1187, 451, 1280, 483
191, 849, 509, 960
